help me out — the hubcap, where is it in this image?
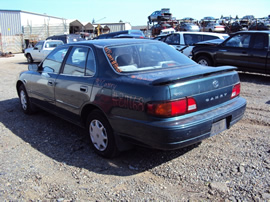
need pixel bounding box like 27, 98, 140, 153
89, 119, 108, 151
198, 59, 208, 66
20, 90, 27, 110
27, 55, 32, 63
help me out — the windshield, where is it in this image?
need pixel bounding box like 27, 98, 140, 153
104, 42, 195, 73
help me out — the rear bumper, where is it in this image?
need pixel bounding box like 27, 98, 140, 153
111, 97, 246, 150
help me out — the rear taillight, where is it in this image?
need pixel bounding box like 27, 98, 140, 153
147, 97, 197, 117
231, 83, 241, 99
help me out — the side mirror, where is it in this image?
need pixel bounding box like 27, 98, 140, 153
28, 64, 38, 71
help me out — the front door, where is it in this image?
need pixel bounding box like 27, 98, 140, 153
216, 33, 252, 68
30, 46, 69, 111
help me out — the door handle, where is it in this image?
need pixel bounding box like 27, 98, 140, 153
47, 81, 54, 86
80, 86, 88, 93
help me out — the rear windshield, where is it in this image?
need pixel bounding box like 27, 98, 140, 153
104, 42, 195, 73
45, 41, 63, 48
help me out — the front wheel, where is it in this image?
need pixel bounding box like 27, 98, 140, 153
26, 54, 33, 63
19, 85, 36, 114
196, 56, 212, 66
86, 110, 119, 158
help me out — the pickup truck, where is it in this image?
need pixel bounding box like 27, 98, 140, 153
24, 40, 64, 63
192, 31, 270, 75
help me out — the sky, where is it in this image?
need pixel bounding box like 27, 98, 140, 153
1, 0, 270, 25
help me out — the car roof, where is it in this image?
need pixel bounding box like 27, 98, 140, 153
65, 38, 160, 47
234, 30, 270, 34
174, 31, 227, 36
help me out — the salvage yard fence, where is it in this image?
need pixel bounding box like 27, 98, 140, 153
0, 34, 23, 54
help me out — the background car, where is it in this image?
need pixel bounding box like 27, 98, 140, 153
46, 34, 84, 44
17, 39, 246, 158
240, 15, 255, 28
95, 30, 145, 39
200, 22, 225, 32
192, 31, 270, 75
176, 23, 200, 32
154, 31, 228, 56
148, 8, 172, 23
151, 23, 172, 36
24, 40, 64, 63
225, 22, 243, 33
249, 21, 270, 30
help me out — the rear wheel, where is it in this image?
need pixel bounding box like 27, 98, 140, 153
26, 54, 33, 63
86, 110, 119, 158
196, 56, 212, 66
19, 85, 36, 114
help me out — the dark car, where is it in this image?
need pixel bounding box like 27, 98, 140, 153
225, 22, 243, 33
192, 31, 270, 75
240, 15, 255, 28
249, 21, 270, 30
95, 30, 145, 39
46, 34, 85, 44
148, 8, 172, 23
16, 39, 246, 158
151, 23, 172, 36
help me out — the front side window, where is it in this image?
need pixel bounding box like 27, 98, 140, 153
34, 41, 44, 50
224, 34, 251, 48
42, 47, 69, 73
104, 42, 195, 73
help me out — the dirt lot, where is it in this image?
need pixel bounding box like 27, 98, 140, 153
0, 54, 269, 201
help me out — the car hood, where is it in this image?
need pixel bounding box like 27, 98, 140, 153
24, 47, 34, 52
128, 64, 237, 85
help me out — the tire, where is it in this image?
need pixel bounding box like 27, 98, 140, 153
86, 110, 119, 158
26, 54, 33, 63
18, 85, 36, 114
196, 56, 212, 66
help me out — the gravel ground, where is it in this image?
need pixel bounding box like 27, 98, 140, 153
0, 54, 269, 201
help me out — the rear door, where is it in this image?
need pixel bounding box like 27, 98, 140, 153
247, 33, 268, 73
54, 46, 96, 122
215, 33, 252, 68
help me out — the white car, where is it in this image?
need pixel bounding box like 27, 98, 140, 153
24, 40, 64, 63
200, 22, 225, 32
156, 32, 228, 57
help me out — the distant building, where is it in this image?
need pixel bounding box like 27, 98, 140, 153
0, 9, 133, 53
0, 10, 69, 53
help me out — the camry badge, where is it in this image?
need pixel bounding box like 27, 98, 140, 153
213, 80, 219, 88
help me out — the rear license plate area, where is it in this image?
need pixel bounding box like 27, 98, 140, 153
210, 119, 227, 137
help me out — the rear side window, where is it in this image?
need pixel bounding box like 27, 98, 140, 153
61, 46, 96, 76
184, 34, 203, 45
203, 35, 218, 41
252, 34, 268, 49
62, 47, 88, 76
